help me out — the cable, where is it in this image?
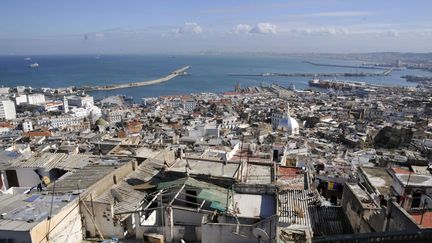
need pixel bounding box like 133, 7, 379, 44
45, 179, 56, 241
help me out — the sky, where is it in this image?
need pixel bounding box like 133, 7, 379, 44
0, 0, 431, 54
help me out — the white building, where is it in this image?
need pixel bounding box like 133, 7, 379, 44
182, 100, 197, 112
37, 115, 86, 129
0, 99, 16, 120
67, 95, 94, 108
102, 109, 131, 124
14, 94, 27, 105
271, 112, 284, 130
277, 104, 300, 136
63, 95, 69, 113
27, 93, 45, 105
0, 87, 9, 94
22, 120, 33, 132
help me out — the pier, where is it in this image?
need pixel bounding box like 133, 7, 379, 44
80, 66, 190, 91
227, 71, 391, 77
304, 61, 403, 71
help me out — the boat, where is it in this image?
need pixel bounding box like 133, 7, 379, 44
29, 62, 39, 68
308, 77, 365, 90
24, 57, 31, 61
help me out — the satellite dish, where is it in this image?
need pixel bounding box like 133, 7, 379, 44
42, 176, 51, 186
253, 228, 269, 242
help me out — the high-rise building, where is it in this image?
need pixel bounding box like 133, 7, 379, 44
0, 99, 17, 120
27, 93, 45, 105
63, 96, 69, 113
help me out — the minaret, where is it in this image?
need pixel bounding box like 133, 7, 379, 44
286, 102, 290, 118
63, 96, 69, 113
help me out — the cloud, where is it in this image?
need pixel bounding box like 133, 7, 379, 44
231, 24, 253, 34
175, 22, 203, 34
94, 32, 105, 38
383, 29, 399, 37
298, 11, 375, 18
82, 32, 105, 42
250, 23, 278, 34
290, 27, 350, 36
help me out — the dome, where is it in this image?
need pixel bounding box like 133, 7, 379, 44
96, 118, 109, 127
278, 117, 300, 135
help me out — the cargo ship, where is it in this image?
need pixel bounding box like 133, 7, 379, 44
28, 62, 39, 68
308, 78, 365, 90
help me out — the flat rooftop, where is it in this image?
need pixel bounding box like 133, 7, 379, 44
0, 192, 76, 232
361, 167, 393, 196
169, 159, 240, 179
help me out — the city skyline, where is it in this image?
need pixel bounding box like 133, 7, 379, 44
1, 0, 432, 54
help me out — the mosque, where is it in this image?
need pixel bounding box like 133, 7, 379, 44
271, 103, 300, 136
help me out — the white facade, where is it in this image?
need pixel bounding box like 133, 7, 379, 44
15, 95, 27, 105
22, 120, 33, 132
182, 100, 197, 112
67, 95, 94, 108
271, 112, 283, 130
27, 93, 45, 105
0, 87, 9, 94
102, 109, 130, 124
0, 99, 16, 120
37, 116, 85, 129
63, 95, 69, 113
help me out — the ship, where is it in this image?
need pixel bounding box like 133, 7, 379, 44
308, 77, 365, 90
29, 62, 39, 68
24, 57, 31, 61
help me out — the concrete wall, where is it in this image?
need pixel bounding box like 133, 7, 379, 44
80, 161, 137, 240
30, 200, 82, 243
16, 168, 41, 188
172, 208, 204, 225
202, 216, 278, 243
341, 184, 386, 233
386, 201, 420, 232
81, 201, 126, 239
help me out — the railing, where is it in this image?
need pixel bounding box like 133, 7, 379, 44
313, 229, 432, 243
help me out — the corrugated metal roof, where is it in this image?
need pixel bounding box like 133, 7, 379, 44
279, 189, 316, 226
309, 206, 353, 236
157, 177, 231, 211
94, 181, 146, 215
8, 153, 92, 171
9, 153, 68, 170
46, 164, 116, 193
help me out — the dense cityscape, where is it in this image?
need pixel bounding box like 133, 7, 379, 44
1, 67, 432, 242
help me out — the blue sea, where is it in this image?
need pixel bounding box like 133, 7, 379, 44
0, 54, 430, 101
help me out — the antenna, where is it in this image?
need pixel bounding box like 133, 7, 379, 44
253, 228, 270, 243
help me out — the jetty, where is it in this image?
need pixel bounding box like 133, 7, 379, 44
80, 66, 190, 91
227, 70, 392, 77
304, 61, 404, 71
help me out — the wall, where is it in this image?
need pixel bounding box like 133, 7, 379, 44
30, 200, 82, 243
81, 201, 125, 239
0, 230, 32, 243
201, 216, 278, 243
341, 184, 386, 233
172, 208, 204, 225
16, 168, 42, 187
386, 201, 420, 232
